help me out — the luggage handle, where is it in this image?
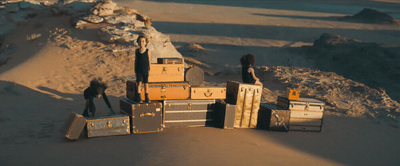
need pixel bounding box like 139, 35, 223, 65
162, 67, 167, 73
139, 112, 155, 118
204, 92, 213, 97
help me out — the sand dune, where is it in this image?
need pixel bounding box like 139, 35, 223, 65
1, 0, 399, 165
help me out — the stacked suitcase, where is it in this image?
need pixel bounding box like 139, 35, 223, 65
123, 57, 227, 130
277, 96, 325, 132
257, 93, 325, 132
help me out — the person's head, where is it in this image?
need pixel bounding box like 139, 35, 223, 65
241, 54, 255, 67
90, 78, 108, 98
137, 35, 148, 48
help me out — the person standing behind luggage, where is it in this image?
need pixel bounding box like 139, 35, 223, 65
240, 54, 262, 85
135, 35, 151, 103
82, 78, 115, 117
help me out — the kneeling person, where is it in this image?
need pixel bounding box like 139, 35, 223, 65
82, 78, 115, 117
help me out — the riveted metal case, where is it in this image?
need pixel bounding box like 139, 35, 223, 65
277, 96, 324, 132
120, 98, 163, 133
64, 112, 86, 140
163, 99, 216, 127
226, 81, 262, 128
86, 115, 130, 138
258, 103, 290, 132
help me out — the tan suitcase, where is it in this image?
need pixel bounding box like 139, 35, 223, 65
126, 80, 190, 101
190, 87, 226, 100
226, 81, 262, 128
148, 64, 184, 83
64, 112, 86, 140
86, 115, 130, 138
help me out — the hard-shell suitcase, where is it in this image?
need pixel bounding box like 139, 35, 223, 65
157, 58, 183, 64
214, 100, 236, 129
148, 64, 184, 82
289, 111, 324, 132
190, 87, 226, 100
226, 81, 262, 128
64, 112, 86, 140
126, 80, 190, 101
277, 96, 325, 112
120, 98, 163, 133
86, 115, 130, 138
258, 103, 290, 131
185, 66, 204, 86
163, 99, 216, 127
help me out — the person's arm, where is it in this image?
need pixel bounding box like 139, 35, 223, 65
147, 49, 151, 71
102, 93, 115, 114
248, 67, 262, 85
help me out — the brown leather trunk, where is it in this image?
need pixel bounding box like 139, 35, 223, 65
126, 80, 190, 101
148, 64, 184, 82
120, 98, 163, 133
226, 81, 262, 128
190, 87, 226, 100
258, 103, 290, 132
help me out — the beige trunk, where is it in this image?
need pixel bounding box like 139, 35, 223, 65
86, 115, 130, 138
190, 87, 226, 100
148, 64, 184, 83
226, 81, 262, 128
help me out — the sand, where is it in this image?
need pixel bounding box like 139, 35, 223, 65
0, 0, 399, 165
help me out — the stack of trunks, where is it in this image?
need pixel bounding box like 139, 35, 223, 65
258, 89, 325, 132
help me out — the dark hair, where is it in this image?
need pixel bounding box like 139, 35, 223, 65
136, 35, 148, 45
90, 78, 107, 91
240, 54, 255, 67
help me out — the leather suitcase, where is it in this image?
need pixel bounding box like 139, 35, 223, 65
226, 81, 262, 128
148, 64, 184, 82
126, 80, 190, 101
157, 58, 183, 64
214, 100, 236, 129
258, 103, 290, 132
64, 112, 86, 140
86, 115, 130, 138
163, 99, 216, 127
120, 98, 163, 133
190, 87, 226, 100
277, 96, 325, 112
185, 66, 204, 86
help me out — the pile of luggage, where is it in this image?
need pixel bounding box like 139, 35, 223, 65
258, 89, 325, 132
64, 58, 326, 140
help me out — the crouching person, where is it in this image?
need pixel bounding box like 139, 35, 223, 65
82, 78, 115, 117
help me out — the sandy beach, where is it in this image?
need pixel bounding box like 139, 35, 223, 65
0, 0, 399, 165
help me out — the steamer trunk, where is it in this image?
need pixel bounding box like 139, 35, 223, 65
258, 103, 290, 131
120, 98, 163, 133
163, 99, 216, 127
226, 81, 262, 128
126, 80, 190, 101
86, 115, 130, 138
